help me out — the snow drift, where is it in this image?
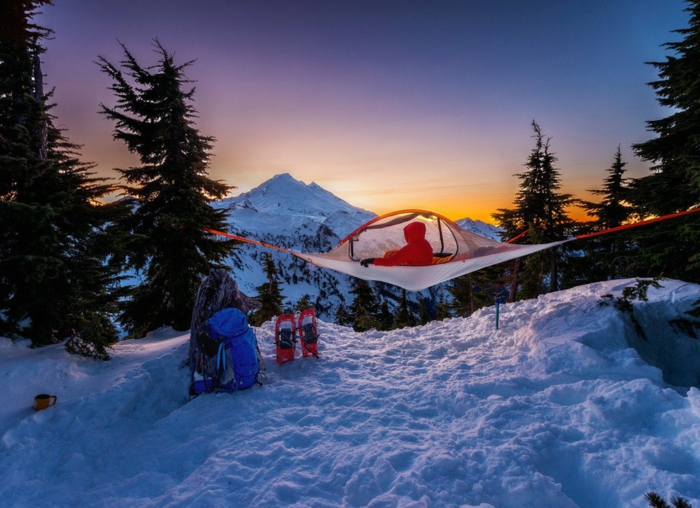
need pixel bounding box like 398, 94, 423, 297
1, 279, 700, 508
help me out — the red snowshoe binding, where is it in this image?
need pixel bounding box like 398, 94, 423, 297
275, 314, 296, 365
298, 308, 319, 358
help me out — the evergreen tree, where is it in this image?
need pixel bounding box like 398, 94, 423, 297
98, 41, 234, 336
334, 302, 354, 327
250, 253, 284, 326
294, 294, 312, 312
313, 292, 330, 319
447, 268, 508, 317
393, 289, 415, 329
583, 146, 634, 229
417, 296, 431, 326
447, 268, 498, 316
348, 278, 381, 332
435, 290, 452, 320
569, 146, 638, 283
645, 491, 693, 508
630, 1, 700, 283
378, 300, 394, 330
492, 121, 577, 301
0, 0, 120, 349
447, 275, 475, 317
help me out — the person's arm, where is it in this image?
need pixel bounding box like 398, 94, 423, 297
372, 245, 414, 266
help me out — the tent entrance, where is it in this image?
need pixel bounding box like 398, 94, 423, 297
346, 210, 459, 262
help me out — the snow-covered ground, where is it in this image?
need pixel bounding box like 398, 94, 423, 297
2, 279, 700, 508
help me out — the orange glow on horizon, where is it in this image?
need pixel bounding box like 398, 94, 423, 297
333, 182, 601, 225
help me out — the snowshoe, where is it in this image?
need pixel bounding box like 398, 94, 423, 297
275, 314, 296, 365
298, 308, 319, 358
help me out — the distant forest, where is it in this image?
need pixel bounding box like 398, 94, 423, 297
2, 0, 700, 356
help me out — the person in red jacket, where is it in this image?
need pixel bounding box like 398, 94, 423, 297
360, 222, 434, 267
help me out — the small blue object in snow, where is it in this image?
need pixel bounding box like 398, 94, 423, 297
495, 295, 506, 330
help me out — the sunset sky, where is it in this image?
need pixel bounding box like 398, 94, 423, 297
38, 0, 687, 222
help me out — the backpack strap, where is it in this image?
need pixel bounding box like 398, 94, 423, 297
216, 342, 227, 374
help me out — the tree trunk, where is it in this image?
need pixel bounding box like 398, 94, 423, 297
33, 55, 48, 160
509, 258, 521, 302
550, 254, 558, 292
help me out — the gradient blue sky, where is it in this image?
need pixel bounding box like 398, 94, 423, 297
38, 0, 688, 222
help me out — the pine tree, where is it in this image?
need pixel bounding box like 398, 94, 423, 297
630, 1, 700, 283
334, 303, 354, 327
447, 275, 475, 317
645, 491, 693, 508
570, 146, 638, 283
447, 267, 508, 317
378, 300, 394, 330
393, 289, 415, 329
294, 294, 312, 312
417, 297, 431, 326
98, 41, 234, 336
250, 253, 284, 326
447, 270, 495, 316
348, 278, 381, 332
435, 290, 452, 320
583, 146, 634, 229
0, 0, 120, 350
492, 121, 577, 301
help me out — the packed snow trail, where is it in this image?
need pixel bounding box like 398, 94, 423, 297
1, 279, 700, 507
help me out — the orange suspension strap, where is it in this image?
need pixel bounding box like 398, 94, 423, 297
574, 207, 700, 240
505, 207, 700, 244
203, 228, 296, 256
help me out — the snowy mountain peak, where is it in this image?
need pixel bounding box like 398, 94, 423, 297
220, 173, 371, 223
260, 173, 306, 195
455, 217, 502, 240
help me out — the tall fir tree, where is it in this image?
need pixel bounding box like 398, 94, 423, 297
447, 275, 476, 317
417, 296, 431, 326
294, 294, 312, 313
569, 146, 638, 284
435, 289, 452, 321
392, 289, 415, 329
630, 0, 700, 283
98, 41, 234, 336
348, 278, 381, 332
334, 302, 354, 327
0, 0, 120, 349
250, 253, 284, 326
583, 146, 634, 229
447, 266, 508, 316
378, 300, 394, 330
492, 121, 577, 301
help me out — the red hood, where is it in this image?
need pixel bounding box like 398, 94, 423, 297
403, 222, 426, 243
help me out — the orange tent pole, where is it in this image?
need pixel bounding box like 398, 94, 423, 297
338, 209, 461, 245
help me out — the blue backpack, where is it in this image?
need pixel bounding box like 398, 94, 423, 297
190, 308, 261, 394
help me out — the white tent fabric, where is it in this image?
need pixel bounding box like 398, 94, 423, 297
293, 242, 563, 291
208, 206, 700, 291
285, 210, 569, 291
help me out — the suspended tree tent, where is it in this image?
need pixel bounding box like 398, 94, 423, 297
207, 208, 700, 292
